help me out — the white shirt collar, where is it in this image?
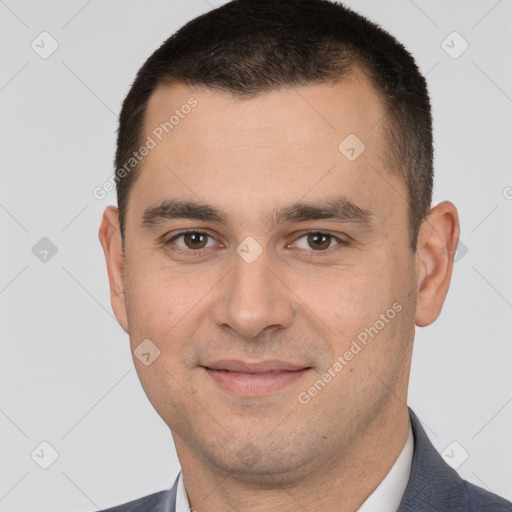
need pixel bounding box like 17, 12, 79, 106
175, 419, 414, 512
357, 418, 414, 511
175, 468, 191, 512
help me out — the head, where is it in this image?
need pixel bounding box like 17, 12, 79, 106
100, 0, 459, 487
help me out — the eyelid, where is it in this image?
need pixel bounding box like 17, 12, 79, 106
287, 231, 345, 249
164, 229, 220, 249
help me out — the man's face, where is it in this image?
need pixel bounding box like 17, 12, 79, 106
117, 75, 419, 481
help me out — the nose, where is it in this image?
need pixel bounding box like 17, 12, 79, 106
210, 243, 295, 339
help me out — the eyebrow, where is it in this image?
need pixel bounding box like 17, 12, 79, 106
141, 195, 375, 232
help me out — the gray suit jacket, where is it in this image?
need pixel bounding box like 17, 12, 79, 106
99, 407, 512, 511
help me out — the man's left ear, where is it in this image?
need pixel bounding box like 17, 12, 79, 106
415, 200, 460, 327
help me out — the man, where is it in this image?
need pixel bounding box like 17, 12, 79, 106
98, 0, 512, 510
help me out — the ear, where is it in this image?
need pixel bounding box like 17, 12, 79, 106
415, 201, 460, 327
98, 206, 129, 333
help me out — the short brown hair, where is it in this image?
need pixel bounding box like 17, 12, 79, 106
115, 0, 433, 251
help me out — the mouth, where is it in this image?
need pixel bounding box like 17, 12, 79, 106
201, 360, 312, 396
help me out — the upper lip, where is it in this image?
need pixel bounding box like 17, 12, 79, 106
202, 360, 310, 373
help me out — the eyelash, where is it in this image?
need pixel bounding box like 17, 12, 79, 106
162, 230, 346, 258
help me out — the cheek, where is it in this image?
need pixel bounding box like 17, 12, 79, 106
125, 259, 193, 324
294, 262, 396, 336
126, 280, 175, 341
291, 259, 408, 380
124, 261, 215, 362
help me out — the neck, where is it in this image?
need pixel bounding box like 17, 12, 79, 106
174, 400, 411, 512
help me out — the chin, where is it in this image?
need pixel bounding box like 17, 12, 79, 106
202, 436, 319, 488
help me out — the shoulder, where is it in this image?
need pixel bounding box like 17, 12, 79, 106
401, 408, 512, 512
463, 480, 512, 512
98, 483, 177, 512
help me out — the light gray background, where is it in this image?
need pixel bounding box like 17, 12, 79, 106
1, 1, 511, 510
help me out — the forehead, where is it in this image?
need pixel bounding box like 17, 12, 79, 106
145, 71, 385, 152
131, 74, 406, 231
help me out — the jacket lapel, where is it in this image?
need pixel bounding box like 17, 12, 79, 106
166, 474, 179, 512
397, 407, 469, 512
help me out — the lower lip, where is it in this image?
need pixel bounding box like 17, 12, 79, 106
204, 368, 310, 396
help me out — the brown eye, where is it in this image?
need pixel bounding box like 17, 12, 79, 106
164, 231, 216, 254
289, 231, 344, 253
306, 232, 332, 250
182, 232, 209, 249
